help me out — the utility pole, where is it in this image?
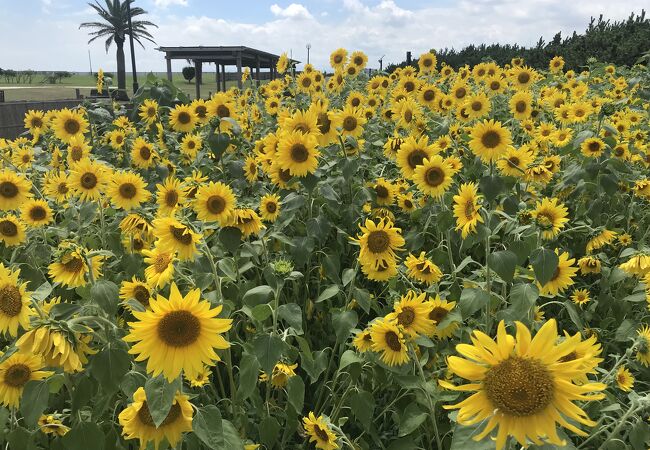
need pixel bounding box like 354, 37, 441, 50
378, 55, 385, 72
306, 43, 311, 65
88, 49, 93, 75
126, 0, 139, 94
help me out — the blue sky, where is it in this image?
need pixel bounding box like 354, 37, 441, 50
0, 0, 644, 73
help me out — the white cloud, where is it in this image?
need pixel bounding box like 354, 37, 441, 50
153, 0, 188, 7
270, 3, 313, 20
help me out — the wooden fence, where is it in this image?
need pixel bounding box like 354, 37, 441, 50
0, 99, 82, 139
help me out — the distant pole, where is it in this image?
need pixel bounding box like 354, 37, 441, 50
306, 43, 311, 65
126, 0, 139, 94
88, 49, 93, 75
379, 55, 385, 72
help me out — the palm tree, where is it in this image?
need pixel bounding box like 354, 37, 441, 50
80, 0, 157, 97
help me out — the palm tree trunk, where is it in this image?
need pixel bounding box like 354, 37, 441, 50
115, 39, 128, 100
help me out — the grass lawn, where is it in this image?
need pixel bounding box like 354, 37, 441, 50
0, 72, 249, 102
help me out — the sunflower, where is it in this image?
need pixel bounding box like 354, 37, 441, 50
441, 319, 605, 450
107, 171, 151, 211
48, 248, 103, 288
303, 412, 339, 450
193, 181, 237, 225
510, 66, 537, 90
276, 52, 289, 74
243, 155, 259, 183
52, 108, 88, 143
276, 131, 320, 177
329, 48, 348, 70
179, 133, 203, 158
577, 256, 601, 274
426, 296, 459, 339
24, 110, 47, 135
586, 229, 617, 253
370, 178, 396, 206
207, 93, 236, 119
168, 104, 197, 133
143, 247, 176, 288
336, 105, 366, 138
549, 56, 565, 73
43, 171, 72, 204
155, 177, 186, 216
138, 99, 159, 125
0, 263, 33, 336
369, 319, 409, 366
537, 250, 577, 296
637, 325, 650, 366
186, 365, 211, 387
66, 135, 91, 165
509, 91, 533, 120
120, 276, 152, 310
16, 326, 95, 372
0, 215, 26, 247
463, 92, 491, 120
571, 288, 590, 306
404, 252, 442, 284
580, 138, 606, 158
469, 119, 512, 163
531, 197, 569, 240
497, 146, 533, 178
131, 137, 156, 169
386, 291, 435, 337
227, 208, 264, 238
360, 258, 398, 282
615, 366, 634, 392
354, 218, 404, 268
38, 415, 70, 437
68, 159, 108, 202
485, 76, 506, 95
396, 135, 436, 178
418, 51, 437, 73
0, 353, 52, 408
12, 146, 34, 169
259, 193, 281, 222
0, 169, 32, 211
124, 282, 232, 381
19, 199, 51, 229
106, 129, 126, 150
353, 329, 373, 353
119, 387, 193, 450
452, 182, 484, 238
413, 156, 453, 198
269, 362, 298, 388
152, 217, 202, 261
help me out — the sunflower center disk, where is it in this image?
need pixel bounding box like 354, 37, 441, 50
119, 183, 137, 199
165, 191, 179, 207
216, 105, 230, 118
290, 144, 310, 163
157, 310, 201, 347
515, 101, 527, 113
481, 131, 501, 149
0, 285, 22, 317
63, 256, 84, 273
206, 195, 226, 214
484, 356, 554, 417
64, 119, 81, 135
397, 307, 415, 327
57, 183, 69, 194
177, 112, 191, 125
429, 307, 448, 324
170, 226, 193, 245
407, 149, 427, 169
423, 90, 435, 101
425, 167, 445, 187
0, 220, 17, 237
0, 181, 19, 199
367, 230, 390, 254
133, 286, 150, 306
4, 363, 31, 387
80, 173, 98, 189
375, 185, 389, 199
71, 147, 83, 161
342, 117, 357, 132
384, 331, 402, 352
138, 401, 182, 427
140, 146, 152, 160
464, 201, 475, 220
266, 202, 277, 213
313, 425, 330, 442
154, 255, 170, 273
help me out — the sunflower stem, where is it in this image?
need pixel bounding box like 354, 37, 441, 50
410, 346, 442, 450
202, 243, 222, 302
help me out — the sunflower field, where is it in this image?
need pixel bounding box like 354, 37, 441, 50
1, 48, 650, 450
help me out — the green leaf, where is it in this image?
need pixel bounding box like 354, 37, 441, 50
89, 342, 131, 391
193, 405, 224, 449
219, 227, 242, 254
286, 375, 305, 413
31, 281, 53, 302
530, 248, 559, 286
449, 421, 494, 450
144, 376, 179, 428
488, 250, 518, 282
342, 268, 356, 286
332, 310, 358, 343
222, 419, 245, 449
236, 353, 260, 401
339, 349, 363, 370
242, 285, 274, 307
350, 390, 375, 430
316, 284, 340, 303
459, 288, 490, 318
62, 421, 105, 450
73, 376, 96, 413
20, 380, 49, 426
260, 416, 281, 447
251, 304, 273, 322
398, 403, 427, 437
629, 418, 650, 450
7, 427, 36, 450
208, 131, 230, 159
278, 303, 303, 333
509, 234, 538, 264
507, 283, 539, 320
615, 319, 636, 342
252, 334, 286, 376
90, 280, 119, 316
479, 175, 504, 202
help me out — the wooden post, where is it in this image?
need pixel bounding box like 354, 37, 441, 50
236, 51, 243, 90
0, 90, 4, 103
215, 63, 220, 92
166, 57, 172, 81
255, 55, 261, 87
75, 88, 81, 99
221, 64, 226, 91
194, 60, 201, 99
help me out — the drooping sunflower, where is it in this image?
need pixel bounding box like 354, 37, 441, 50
124, 282, 232, 381
68, 159, 109, 202
276, 52, 289, 74
155, 177, 186, 216
0, 263, 33, 336
441, 320, 605, 450
152, 217, 202, 261
413, 156, 454, 198
259, 193, 281, 222
138, 99, 159, 125
168, 104, 198, 133
369, 319, 409, 366
0, 215, 26, 247
119, 276, 152, 310
143, 247, 176, 288
108, 171, 151, 211
131, 137, 157, 169
530, 197, 569, 240
469, 119, 512, 163
193, 181, 237, 224
276, 131, 320, 177
16, 325, 94, 372
269, 362, 298, 388
227, 208, 265, 238
354, 218, 405, 268
303, 412, 339, 450
48, 247, 103, 288
38, 415, 70, 437
586, 229, 617, 253
0, 169, 32, 211
404, 252, 442, 284
0, 353, 52, 408
118, 387, 193, 450
395, 135, 437, 179
537, 250, 577, 296
619, 254, 650, 277
453, 182, 484, 238
578, 256, 601, 274
386, 290, 435, 337
52, 108, 88, 143
637, 326, 650, 366
426, 296, 459, 339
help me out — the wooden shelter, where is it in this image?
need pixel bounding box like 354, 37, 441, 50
156, 46, 296, 98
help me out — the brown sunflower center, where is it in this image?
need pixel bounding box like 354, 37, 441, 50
57, 183, 69, 194
587, 141, 601, 153
133, 285, 150, 307
63, 256, 84, 273
279, 169, 292, 183
397, 306, 415, 327
276, 134, 304, 159
80, 172, 98, 190
119, 183, 137, 199
31, 118, 43, 128
195, 106, 207, 118
137, 400, 182, 427
170, 225, 193, 245
313, 424, 330, 442
425, 167, 445, 187
515, 101, 527, 113
403, 110, 413, 123
375, 185, 389, 199
333, 54, 343, 64
518, 72, 531, 84
0, 220, 17, 237
490, 81, 501, 90
407, 149, 427, 169
165, 190, 179, 207
422, 89, 435, 102
64, 119, 81, 135
508, 156, 521, 168
153, 254, 171, 273
187, 140, 196, 150
481, 131, 501, 149
301, 77, 312, 88
29, 206, 47, 221
70, 146, 83, 161
464, 200, 475, 220
265, 202, 277, 213
384, 331, 402, 352
139, 146, 152, 160
207, 195, 226, 215
367, 230, 389, 254
0, 285, 22, 317
4, 363, 31, 388
484, 356, 553, 416
471, 101, 483, 112
0, 181, 19, 199
147, 107, 156, 117
216, 105, 230, 118
429, 306, 448, 323
177, 112, 191, 125
157, 310, 201, 347
455, 87, 467, 99
342, 116, 357, 132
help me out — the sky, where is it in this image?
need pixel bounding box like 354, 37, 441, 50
0, 0, 645, 73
